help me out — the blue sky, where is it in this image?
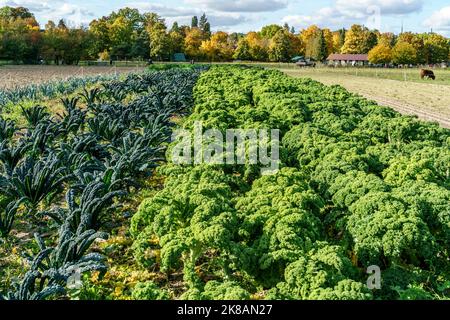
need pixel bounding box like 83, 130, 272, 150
1, 0, 449, 35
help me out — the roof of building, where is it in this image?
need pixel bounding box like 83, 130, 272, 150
291, 56, 305, 62
327, 54, 369, 61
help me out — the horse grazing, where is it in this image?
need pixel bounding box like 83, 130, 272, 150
420, 69, 436, 80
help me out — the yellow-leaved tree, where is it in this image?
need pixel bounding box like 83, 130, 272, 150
247, 31, 270, 61
200, 31, 234, 61
368, 44, 392, 64
184, 27, 205, 60
392, 42, 417, 65
341, 24, 377, 54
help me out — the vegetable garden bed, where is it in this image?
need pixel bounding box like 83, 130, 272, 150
1, 65, 449, 300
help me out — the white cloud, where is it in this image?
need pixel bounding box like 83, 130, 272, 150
336, 0, 423, 15
128, 1, 249, 29
1, 0, 50, 12
282, 0, 424, 31
424, 6, 450, 32
0, 0, 95, 26
164, 13, 248, 30
208, 14, 249, 27
128, 2, 198, 18
184, 0, 288, 13
282, 6, 364, 30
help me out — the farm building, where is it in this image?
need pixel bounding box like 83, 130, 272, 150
327, 54, 369, 67
173, 53, 187, 62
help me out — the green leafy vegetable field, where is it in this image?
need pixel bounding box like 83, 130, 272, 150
1, 65, 449, 300
132, 66, 449, 300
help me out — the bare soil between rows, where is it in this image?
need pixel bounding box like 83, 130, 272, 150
0, 65, 144, 90
361, 94, 450, 129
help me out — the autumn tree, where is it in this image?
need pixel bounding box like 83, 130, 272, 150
422, 33, 449, 64
397, 32, 426, 64
301, 25, 320, 57
228, 32, 240, 48
322, 29, 334, 57
41, 21, 60, 64
200, 31, 233, 61
269, 30, 302, 62
368, 44, 392, 64
0, 6, 41, 63
109, 16, 134, 59
378, 32, 395, 47
184, 27, 204, 60
41, 20, 92, 65
245, 32, 269, 61
392, 42, 417, 65
332, 28, 346, 53
302, 26, 330, 60
341, 24, 377, 54
304, 30, 328, 61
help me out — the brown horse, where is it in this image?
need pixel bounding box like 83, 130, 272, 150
420, 69, 436, 80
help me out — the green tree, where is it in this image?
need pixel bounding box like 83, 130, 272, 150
269, 30, 302, 62
0, 6, 34, 20
397, 32, 426, 64
234, 37, 252, 60
109, 15, 134, 59
191, 16, 198, 28
88, 8, 145, 60
168, 28, 184, 59
199, 13, 211, 38
260, 24, 283, 39
378, 32, 396, 47
131, 29, 150, 59
314, 30, 328, 61
422, 33, 449, 64
0, 8, 41, 63
88, 17, 111, 58
392, 42, 417, 65
145, 13, 169, 60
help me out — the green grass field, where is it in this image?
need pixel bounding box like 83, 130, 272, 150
247, 63, 450, 85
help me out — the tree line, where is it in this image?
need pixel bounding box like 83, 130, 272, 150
0, 6, 449, 65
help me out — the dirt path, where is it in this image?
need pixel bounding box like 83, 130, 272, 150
360, 94, 450, 128
282, 69, 450, 129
